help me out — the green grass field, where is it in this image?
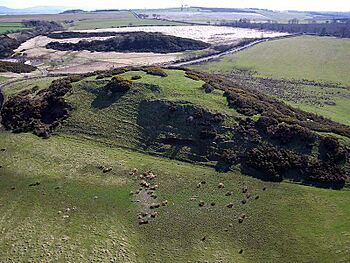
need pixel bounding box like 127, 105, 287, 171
0, 22, 27, 34
195, 36, 350, 85
1, 132, 349, 262
0, 76, 10, 82
68, 11, 185, 31
1, 69, 350, 262
192, 36, 350, 126
69, 19, 184, 30
289, 91, 350, 126
2, 77, 59, 96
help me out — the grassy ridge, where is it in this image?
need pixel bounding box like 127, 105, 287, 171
192, 36, 350, 126
2, 77, 59, 96
59, 70, 237, 149
0, 132, 349, 262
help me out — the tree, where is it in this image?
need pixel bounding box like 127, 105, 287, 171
288, 18, 299, 24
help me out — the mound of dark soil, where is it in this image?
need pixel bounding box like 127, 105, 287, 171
46, 32, 210, 53
0, 61, 36, 73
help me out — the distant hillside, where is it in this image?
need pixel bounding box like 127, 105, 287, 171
0, 6, 68, 15
60, 9, 86, 14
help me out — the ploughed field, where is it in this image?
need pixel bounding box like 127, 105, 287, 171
0, 67, 349, 262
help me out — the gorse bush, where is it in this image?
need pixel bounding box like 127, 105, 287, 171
46, 32, 210, 54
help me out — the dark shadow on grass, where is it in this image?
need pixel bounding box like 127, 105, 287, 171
91, 91, 125, 110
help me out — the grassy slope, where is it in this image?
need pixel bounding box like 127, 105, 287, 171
59, 70, 237, 149
2, 77, 59, 96
255, 10, 312, 23
0, 76, 10, 82
0, 22, 27, 34
195, 36, 350, 85
290, 96, 350, 126
1, 132, 350, 263
1, 71, 350, 262
192, 36, 350, 126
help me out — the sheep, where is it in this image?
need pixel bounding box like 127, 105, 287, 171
226, 203, 234, 208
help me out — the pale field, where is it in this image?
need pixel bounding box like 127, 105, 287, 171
79, 25, 289, 45
15, 35, 180, 74
14, 26, 288, 74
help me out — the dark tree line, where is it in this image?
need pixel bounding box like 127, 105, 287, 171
222, 20, 350, 38
46, 32, 210, 53
0, 20, 63, 58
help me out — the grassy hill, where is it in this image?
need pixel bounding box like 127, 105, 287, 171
0, 67, 349, 262
192, 36, 350, 126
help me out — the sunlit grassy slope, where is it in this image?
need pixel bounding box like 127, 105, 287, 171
1, 69, 350, 262
194, 36, 350, 85
1, 132, 349, 263
59, 70, 237, 149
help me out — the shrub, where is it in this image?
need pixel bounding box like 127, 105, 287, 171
1, 78, 73, 137
202, 83, 214, 93
245, 145, 291, 181
0, 61, 36, 73
142, 67, 168, 77
131, 75, 142, 80
185, 72, 202, 81
105, 76, 132, 93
